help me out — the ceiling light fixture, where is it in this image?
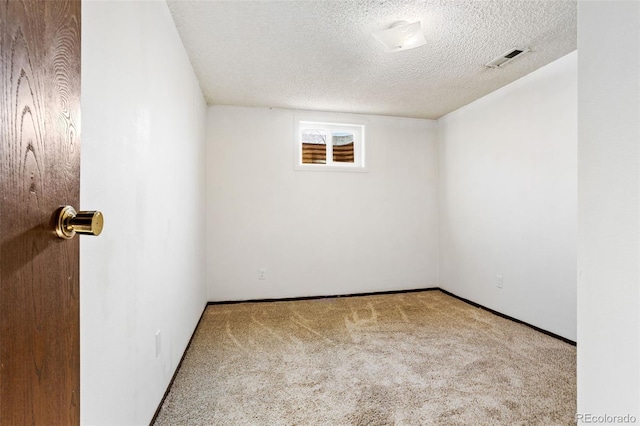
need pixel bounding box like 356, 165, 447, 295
373, 21, 426, 53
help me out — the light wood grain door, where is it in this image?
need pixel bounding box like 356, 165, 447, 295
0, 0, 81, 424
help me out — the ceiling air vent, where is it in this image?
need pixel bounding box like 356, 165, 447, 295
485, 47, 530, 68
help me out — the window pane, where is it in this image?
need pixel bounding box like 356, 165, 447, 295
302, 129, 327, 164
332, 132, 354, 163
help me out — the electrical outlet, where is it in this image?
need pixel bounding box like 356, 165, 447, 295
259, 268, 266, 280
496, 275, 503, 289
155, 330, 162, 357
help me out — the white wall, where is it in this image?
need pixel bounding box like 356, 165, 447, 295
207, 106, 438, 301
577, 1, 639, 419
438, 52, 577, 341
81, 2, 207, 425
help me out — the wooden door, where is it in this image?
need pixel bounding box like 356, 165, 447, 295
0, 0, 81, 424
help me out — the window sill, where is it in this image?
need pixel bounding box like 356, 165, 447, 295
294, 164, 369, 173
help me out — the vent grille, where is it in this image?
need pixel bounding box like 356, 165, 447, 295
485, 47, 529, 68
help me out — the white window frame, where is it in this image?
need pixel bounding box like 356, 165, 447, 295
295, 120, 366, 172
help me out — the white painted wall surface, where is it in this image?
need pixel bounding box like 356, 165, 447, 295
81, 2, 207, 424
577, 1, 639, 419
438, 52, 577, 341
207, 106, 438, 301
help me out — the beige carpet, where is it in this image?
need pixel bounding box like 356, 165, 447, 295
154, 290, 576, 425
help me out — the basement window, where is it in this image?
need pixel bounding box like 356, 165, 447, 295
295, 120, 366, 171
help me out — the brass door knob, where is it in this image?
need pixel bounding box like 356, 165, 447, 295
55, 206, 104, 239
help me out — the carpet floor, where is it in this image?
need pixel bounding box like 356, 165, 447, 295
154, 290, 576, 425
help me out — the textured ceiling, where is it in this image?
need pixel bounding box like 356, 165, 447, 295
166, 0, 576, 120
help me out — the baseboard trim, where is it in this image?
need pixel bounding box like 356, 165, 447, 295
149, 302, 208, 426
206, 287, 440, 306
438, 288, 576, 346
